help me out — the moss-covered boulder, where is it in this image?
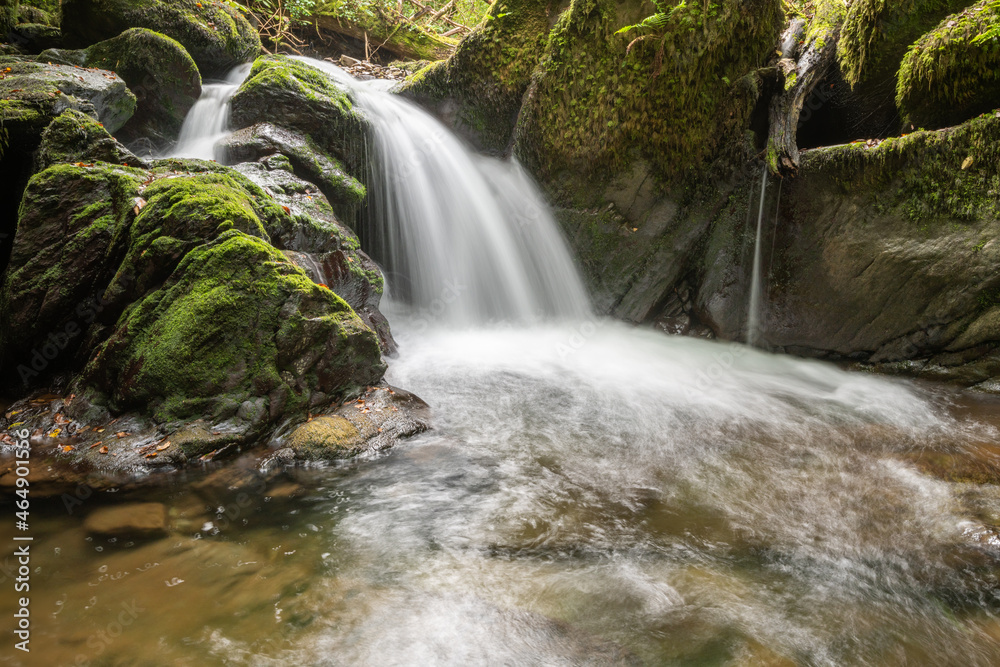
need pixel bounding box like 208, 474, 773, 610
83, 28, 202, 145
896, 1, 1000, 131
233, 156, 395, 352
84, 230, 385, 422
7, 22, 61, 52
837, 0, 970, 133
514, 0, 782, 197
230, 55, 365, 170
0, 162, 147, 389
61, 0, 260, 76
17, 4, 53, 25
222, 122, 365, 219
34, 108, 146, 171
399, 0, 558, 153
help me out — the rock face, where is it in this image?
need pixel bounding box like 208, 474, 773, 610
8, 21, 61, 52
82, 27, 202, 145
896, 1, 1000, 131
701, 114, 1000, 384
61, 0, 260, 76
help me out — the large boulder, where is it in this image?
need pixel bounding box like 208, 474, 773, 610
837, 0, 970, 135
34, 108, 146, 171
83, 230, 385, 422
7, 22, 61, 52
896, 1, 1000, 131
230, 55, 365, 170
0, 160, 147, 389
311, 0, 456, 61
0, 0, 16, 36
82, 28, 202, 145
61, 0, 260, 76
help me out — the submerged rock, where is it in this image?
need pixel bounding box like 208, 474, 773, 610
84, 502, 168, 539
61, 0, 260, 76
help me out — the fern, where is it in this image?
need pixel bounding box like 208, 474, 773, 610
615, 0, 687, 36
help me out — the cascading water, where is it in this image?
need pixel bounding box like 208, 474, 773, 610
746, 165, 768, 346
168, 64, 252, 160
293, 57, 591, 325
26, 56, 1000, 666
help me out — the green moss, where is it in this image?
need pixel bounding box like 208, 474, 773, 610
838, 0, 970, 90
313, 1, 456, 61
0, 0, 17, 35
514, 0, 783, 198
399, 0, 557, 153
896, 1, 1000, 130
85, 230, 385, 421
285, 415, 364, 459
801, 112, 1000, 224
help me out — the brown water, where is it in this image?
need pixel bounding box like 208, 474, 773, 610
3, 324, 1000, 666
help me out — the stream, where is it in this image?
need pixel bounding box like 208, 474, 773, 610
3, 59, 1000, 666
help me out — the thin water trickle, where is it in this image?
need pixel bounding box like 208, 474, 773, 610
167, 64, 252, 160
747, 165, 768, 347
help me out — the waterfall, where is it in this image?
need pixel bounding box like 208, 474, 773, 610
746, 166, 768, 347
168, 64, 252, 160
293, 57, 592, 326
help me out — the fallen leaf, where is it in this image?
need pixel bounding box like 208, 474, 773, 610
48, 429, 61, 438
145, 452, 158, 459
156, 442, 171, 451
281, 205, 291, 214
115, 431, 128, 438
89, 441, 103, 449
99, 446, 109, 454
62, 445, 74, 452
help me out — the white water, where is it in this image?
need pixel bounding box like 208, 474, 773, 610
168, 64, 252, 160
294, 57, 591, 326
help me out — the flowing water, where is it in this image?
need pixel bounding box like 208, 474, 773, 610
5, 60, 1000, 666
746, 167, 769, 347
167, 64, 252, 160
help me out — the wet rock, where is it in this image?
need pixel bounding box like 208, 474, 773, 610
283, 384, 429, 460
223, 122, 365, 218
84, 502, 168, 539
17, 5, 54, 26
61, 0, 260, 77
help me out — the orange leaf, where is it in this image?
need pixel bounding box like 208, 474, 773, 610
281, 205, 291, 214
99, 446, 109, 454
89, 440, 103, 449
156, 442, 171, 451
62, 445, 74, 452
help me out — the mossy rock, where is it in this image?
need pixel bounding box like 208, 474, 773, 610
7, 22, 61, 52
513, 0, 783, 202
230, 55, 365, 170
837, 0, 970, 133
17, 5, 52, 25
61, 0, 260, 77
83, 230, 386, 422
0, 161, 147, 390
284, 415, 365, 459
34, 107, 145, 171
399, 0, 559, 154
83, 28, 202, 145
896, 1, 1000, 131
